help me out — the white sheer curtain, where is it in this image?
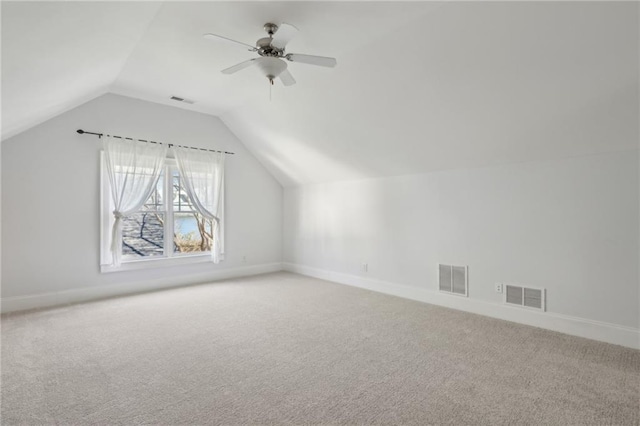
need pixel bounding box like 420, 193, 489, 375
174, 147, 225, 263
104, 136, 167, 266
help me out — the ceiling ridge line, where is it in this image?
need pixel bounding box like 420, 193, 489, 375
107, 1, 167, 92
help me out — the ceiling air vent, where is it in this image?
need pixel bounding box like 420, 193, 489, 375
439, 264, 468, 297
170, 96, 195, 104
505, 284, 545, 311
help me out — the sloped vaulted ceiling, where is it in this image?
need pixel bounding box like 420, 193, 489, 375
1, 1, 163, 140
2, 1, 638, 186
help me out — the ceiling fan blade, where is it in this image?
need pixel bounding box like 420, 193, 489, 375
279, 69, 296, 86
285, 53, 337, 68
270, 23, 298, 50
203, 33, 257, 51
221, 59, 257, 74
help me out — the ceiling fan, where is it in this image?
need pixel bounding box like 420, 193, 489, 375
204, 23, 337, 87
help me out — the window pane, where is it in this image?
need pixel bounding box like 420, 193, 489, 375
174, 212, 212, 253
141, 176, 164, 212
172, 173, 196, 212
122, 212, 165, 257
112, 171, 164, 212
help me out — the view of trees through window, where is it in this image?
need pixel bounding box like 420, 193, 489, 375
121, 170, 213, 258
172, 173, 213, 253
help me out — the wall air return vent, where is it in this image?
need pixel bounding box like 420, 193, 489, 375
505, 284, 545, 311
438, 264, 468, 297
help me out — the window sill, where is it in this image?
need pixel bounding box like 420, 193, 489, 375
101, 253, 223, 273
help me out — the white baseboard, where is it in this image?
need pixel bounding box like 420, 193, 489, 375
283, 262, 640, 350
1, 262, 283, 314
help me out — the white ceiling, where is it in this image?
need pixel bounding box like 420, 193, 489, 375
1, 1, 162, 140
3, 1, 638, 186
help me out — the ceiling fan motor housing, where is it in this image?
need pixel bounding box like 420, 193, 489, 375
256, 37, 282, 57
257, 23, 285, 57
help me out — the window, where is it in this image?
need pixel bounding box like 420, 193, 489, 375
100, 154, 224, 272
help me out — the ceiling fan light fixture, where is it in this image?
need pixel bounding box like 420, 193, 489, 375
255, 57, 287, 84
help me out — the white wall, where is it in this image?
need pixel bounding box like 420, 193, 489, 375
283, 152, 639, 344
1, 94, 282, 309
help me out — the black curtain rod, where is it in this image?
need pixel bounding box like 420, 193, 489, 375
76, 129, 235, 155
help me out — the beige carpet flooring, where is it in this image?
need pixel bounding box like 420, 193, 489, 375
2, 272, 639, 425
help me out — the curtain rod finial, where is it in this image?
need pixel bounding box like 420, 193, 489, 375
76, 129, 85, 134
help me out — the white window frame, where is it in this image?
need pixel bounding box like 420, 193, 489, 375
100, 152, 224, 273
